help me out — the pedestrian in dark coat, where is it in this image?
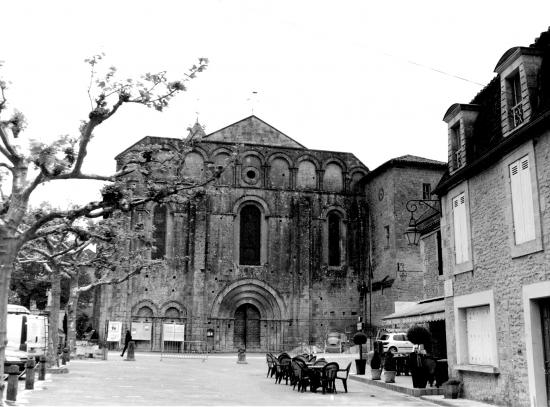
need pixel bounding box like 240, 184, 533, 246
121, 330, 132, 357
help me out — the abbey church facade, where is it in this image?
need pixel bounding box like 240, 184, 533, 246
94, 116, 370, 352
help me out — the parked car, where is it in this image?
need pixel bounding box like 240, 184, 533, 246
378, 332, 414, 354
325, 332, 345, 353
5, 347, 28, 374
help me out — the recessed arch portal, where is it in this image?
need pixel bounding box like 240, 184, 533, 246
210, 279, 287, 320
210, 279, 287, 351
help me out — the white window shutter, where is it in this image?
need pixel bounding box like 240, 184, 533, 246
466, 306, 492, 365
510, 156, 535, 244
453, 196, 462, 263
459, 196, 469, 262
519, 157, 535, 242
510, 161, 525, 243
453, 193, 468, 264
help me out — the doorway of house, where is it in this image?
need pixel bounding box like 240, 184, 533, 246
234, 304, 261, 350
539, 298, 550, 406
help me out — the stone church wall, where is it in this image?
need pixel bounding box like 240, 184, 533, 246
96, 122, 369, 352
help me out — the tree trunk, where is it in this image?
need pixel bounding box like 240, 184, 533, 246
65, 277, 79, 357
0, 233, 22, 398
47, 268, 61, 367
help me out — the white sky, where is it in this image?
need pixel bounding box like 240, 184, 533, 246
2, 0, 550, 208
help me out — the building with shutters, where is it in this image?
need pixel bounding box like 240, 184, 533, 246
93, 115, 369, 353
435, 29, 550, 406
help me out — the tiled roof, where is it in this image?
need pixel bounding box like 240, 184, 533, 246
364, 155, 446, 181
392, 155, 447, 166
436, 27, 550, 196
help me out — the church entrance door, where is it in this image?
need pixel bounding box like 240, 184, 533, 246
234, 304, 261, 350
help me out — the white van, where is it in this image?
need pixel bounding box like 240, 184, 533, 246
7, 304, 48, 356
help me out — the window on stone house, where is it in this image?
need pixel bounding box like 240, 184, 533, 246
464, 305, 494, 365
152, 204, 167, 260
450, 124, 461, 169
423, 183, 431, 200
328, 212, 341, 266
509, 155, 536, 244
436, 231, 443, 276
384, 225, 390, 248
452, 193, 469, 264
239, 204, 261, 265
507, 72, 524, 128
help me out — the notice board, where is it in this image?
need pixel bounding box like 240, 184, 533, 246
106, 321, 122, 342
131, 322, 152, 340
162, 323, 185, 342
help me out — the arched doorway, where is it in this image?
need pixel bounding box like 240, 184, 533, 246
234, 304, 260, 350
210, 279, 287, 352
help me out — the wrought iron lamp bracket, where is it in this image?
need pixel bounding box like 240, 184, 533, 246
405, 199, 441, 216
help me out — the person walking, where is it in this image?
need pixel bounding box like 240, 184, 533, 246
121, 330, 132, 357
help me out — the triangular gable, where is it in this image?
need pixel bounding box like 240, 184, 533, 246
204, 115, 305, 148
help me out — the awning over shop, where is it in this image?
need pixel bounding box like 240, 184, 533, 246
382, 297, 445, 325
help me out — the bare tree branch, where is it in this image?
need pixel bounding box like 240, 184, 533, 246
0, 162, 13, 172
0, 126, 17, 162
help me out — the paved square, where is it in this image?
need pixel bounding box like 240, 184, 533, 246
17, 353, 435, 406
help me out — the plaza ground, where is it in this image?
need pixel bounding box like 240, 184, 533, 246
14, 352, 437, 406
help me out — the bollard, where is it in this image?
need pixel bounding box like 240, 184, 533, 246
61, 347, 69, 365
63, 347, 70, 362
237, 348, 247, 364
6, 364, 19, 402
25, 358, 36, 390
125, 341, 135, 361
38, 356, 46, 380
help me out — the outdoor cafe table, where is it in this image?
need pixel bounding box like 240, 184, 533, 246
306, 365, 325, 392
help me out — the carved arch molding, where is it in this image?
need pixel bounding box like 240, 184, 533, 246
210, 279, 287, 321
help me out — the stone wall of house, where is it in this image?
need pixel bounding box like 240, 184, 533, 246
365, 164, 445, 327
420, 230, 444, 298
441, 129, 550, 406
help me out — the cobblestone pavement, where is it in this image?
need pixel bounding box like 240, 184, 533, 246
17, 353, 436, 406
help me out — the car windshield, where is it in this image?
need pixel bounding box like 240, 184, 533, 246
380, 334, 389, 340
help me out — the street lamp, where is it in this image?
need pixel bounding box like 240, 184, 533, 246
404, 214, 421, 245
404, 199, 441, 246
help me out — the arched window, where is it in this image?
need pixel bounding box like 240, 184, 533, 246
297, 160, 317, 189
323, 163, 344, 192
240, 205, 261, 265
152, 204, 167, 259
328, 212, 341, 266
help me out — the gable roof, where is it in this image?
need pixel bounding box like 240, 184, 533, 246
203, 115, 306, 148
363, 154, 446, 181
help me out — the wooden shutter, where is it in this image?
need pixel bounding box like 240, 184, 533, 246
453, 193, 468, 264
466, 306, 492, 365
509, 156, 535, 244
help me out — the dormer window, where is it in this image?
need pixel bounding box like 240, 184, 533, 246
451, 123, 462, 170
494, 46, 543, 136
507, 72, 524, 128
443, 103, 479, 174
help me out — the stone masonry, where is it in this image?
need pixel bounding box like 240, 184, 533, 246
94, 116, 369, 352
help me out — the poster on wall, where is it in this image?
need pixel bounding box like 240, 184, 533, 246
162, 323, 185, 342
131, 322, 152, 340
106, 321, 122, 342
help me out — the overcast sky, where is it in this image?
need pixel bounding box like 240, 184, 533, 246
2, 0, 550, 208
